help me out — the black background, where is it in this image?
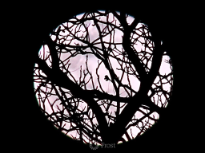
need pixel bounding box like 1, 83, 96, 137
9, 2, 200, 152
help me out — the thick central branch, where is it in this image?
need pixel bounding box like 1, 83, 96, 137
104, 12, 165, 143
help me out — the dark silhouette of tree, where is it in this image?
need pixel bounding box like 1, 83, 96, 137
33, 10, 173, 147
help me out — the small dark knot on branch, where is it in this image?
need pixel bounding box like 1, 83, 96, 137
104, 75, 110, 81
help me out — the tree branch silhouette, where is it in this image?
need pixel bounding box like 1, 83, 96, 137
34, 10, 173, 145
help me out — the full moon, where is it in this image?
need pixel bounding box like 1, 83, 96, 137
33, 10, 173, 146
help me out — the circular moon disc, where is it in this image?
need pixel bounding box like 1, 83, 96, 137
33, 10, 173, 146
